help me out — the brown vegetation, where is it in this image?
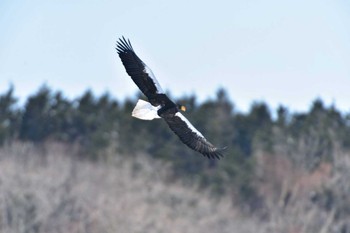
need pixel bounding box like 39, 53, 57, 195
0, 142, 260, 233
1, 142, 349, 233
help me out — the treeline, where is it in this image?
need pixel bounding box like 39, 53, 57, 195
1, 85, 350, 205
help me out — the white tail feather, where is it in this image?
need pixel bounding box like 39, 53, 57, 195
132, 99, 161, 120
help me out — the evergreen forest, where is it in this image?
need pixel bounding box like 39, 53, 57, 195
1, 85, 350, 232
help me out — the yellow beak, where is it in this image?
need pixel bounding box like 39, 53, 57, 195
180, 105, 186, 112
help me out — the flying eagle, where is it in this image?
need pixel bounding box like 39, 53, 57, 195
116, 37, 226, 159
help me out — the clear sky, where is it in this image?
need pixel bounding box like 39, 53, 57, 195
1, 0, 349, 113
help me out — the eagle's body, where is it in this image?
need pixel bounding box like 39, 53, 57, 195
116, 37, 226, 159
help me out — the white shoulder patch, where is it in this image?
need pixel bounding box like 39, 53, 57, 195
175, 112, 204, 138
143, 64, 164, 94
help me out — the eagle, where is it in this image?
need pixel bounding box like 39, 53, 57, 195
116, 37, 226, 159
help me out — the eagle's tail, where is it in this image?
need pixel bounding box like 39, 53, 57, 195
132, 99, 161, 120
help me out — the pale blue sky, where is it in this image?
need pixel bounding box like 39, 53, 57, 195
1, 0, 349, 112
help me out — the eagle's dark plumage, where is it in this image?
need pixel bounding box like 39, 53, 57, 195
163, 112, 226, 159
116, 37, 163, 103
116, 37, 226, 159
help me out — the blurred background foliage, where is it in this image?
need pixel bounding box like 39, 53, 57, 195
1, 85, 350, 211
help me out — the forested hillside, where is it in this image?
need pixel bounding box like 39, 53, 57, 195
1, 85, 350, 232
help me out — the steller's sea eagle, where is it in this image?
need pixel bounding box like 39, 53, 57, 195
116, 37, 226, 159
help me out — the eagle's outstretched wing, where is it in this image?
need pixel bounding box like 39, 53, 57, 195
116, 37, 164, 100
163, 112, 226, 159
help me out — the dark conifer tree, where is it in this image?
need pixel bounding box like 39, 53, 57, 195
0, 86, 21, 144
